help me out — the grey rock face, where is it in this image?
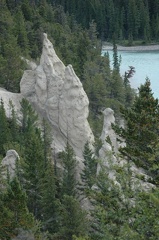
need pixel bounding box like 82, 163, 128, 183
20, 33, 94, 158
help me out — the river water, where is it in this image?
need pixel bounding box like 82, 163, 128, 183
102, 50, 159, 99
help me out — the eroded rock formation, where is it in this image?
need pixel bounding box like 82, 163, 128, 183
98, 108, 119, 179
98, 108, 155, 191
20, 33, 94, 158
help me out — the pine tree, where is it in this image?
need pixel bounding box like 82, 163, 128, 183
8, 100, 20, 143
59, 195, 88, 240
22, 128, 45, 218
90, 161, 139, 240
133, 189, 159, 239
20, 99, 45, 218
80, 142, 97, 195
0, 177, 34, 239
123, 66, 136, 107
20, 98, 38, 135
0, 99, 10, 156
13, 8, 30, 56
112, 39, 120, 72
39, 158, 60, 234
58, 142, 88, 240
113, 79, 159, 172
60, 142, 77, 197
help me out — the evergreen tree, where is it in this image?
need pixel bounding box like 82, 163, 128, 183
0, 99, 10, 156
132, 189, 159, 239
113, 79, 159, 173
59, 195, 88, 240
8, 100, 20, 143
39, 158, 60, 234
13, 8, 30, 56
20, 98, 38, 135
20, 99, 45, 218
112, 39, 120, 72
80, 142, 97, 194
58, 143, 88, 240
60, 142, 77, 197
22, 129, 45, 218
90, 161, 139, 240
41, 118, 52, 168
0, 177, 34, 239
123, 66, 136, 107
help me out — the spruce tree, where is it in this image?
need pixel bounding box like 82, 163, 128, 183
20, 99, 45, 218
113, 79, 159, 173
0, 99, 10, 156
90, 162, 139, 240
80, 142, 97, 195
0, 177, 34, 239
59, 195, 88, 240
59, 143, 88, 240
39, 158, 60, 234
13, 8, 30, 56
60, 142, 77, 197
22, 129, 45, 218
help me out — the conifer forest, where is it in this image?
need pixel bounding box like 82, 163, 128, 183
1, 0, 159, 239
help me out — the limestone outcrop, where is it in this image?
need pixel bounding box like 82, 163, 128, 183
20, 33, 94, 158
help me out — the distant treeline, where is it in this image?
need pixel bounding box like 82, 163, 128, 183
52, 0, 159, 42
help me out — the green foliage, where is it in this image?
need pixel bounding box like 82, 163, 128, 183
133, 190, 159, 239
1, 1, 159, 239
90, 159, 159, 240
39, 159, 60, 234
123, 66, 136, 107
0, 177, 34, 239
58, 143, 89, 240
53, 0, 159, 42
0, 0, 135, 134
13, 8, 30, 56
90, 164, 130, 240
20, 98, 37, 129
80, 142, 97, 194
60, 142, 77, 197
0, 99, 10, 155
59, 195, 88, 240
113, 40, 120, 72
113, 79, 159, 173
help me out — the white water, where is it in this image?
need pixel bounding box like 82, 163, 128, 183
102, 50, 159, 99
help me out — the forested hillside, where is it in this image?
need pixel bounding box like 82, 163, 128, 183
54, 0, 159, 43
1, 0, 159, 239
0, 0, 135, 136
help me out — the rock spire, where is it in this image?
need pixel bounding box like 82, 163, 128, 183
20, 33, 94, 157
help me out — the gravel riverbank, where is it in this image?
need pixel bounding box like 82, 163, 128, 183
102, 44, 159, 51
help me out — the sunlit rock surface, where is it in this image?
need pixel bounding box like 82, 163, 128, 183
20, 33, 94, 158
